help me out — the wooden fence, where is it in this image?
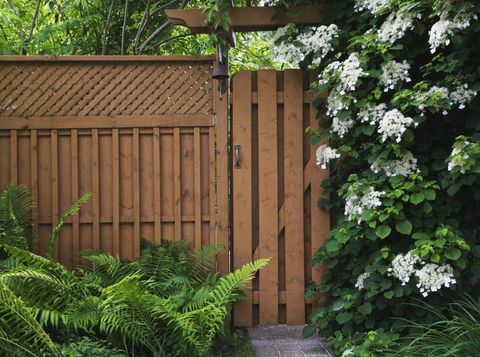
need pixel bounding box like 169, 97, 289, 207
0, 56, 229, 272
231, 70, 330, 326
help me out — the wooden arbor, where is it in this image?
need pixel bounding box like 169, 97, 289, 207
165, 6, 330, 326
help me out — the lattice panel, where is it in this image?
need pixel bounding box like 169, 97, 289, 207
0, 61, 214, 117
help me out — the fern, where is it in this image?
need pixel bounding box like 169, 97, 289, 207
47, 192, 91, 260
0, 184, 35, 250
0, 284, 59, 356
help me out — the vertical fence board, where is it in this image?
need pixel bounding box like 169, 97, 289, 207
71, 130, 80, 262
194, 128, 202, 249
30, 130, 39, 252
153, 128, 162, 245
232, 71, 253, 326
284, 70, 305, 324
257, 70, 279, 325
173, 128, 182, 242
133, 128, 141, 258
51, 130, 59, 261
92, 129, 100, 250
112, 129, 120, 256
9, 130, 17, 184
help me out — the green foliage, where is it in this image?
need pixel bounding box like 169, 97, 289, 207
387, 295, 480, 356
272, 0, 480, 355
0, 186, 267, 356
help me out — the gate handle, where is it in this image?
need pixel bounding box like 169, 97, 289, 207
234, 145, 241, 168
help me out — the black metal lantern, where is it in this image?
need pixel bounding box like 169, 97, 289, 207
212, 62, 229, 80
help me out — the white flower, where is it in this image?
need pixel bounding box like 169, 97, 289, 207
355, 272, 371, 290
416, 86, 450, 112
388, 251, 422, 285
378, 11, 416, 43
450, 84, 477, 109
379, 60, 411, 92
320, 53, 367, 93
447, 140, 471, 172
377, 109, 416, 142
429, 12, 478, 53
341, 348, 355, 357
345, 185, 384, 223
415, 263, 456, 297
316, 145, 340, 169
358, 103, 387, 125
354, 0, 389, 15
371, 151, 419, 177
272, 42, 305, 67
298, 24, 339, 67
331, 116, 355, 138
326, 90, 356, 117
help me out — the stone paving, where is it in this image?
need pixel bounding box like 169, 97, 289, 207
247, 325, 334, 357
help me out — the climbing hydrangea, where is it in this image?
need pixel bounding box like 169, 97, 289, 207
449, 84, 477, 109
447, 139, 471, 172
379, 60, 411, 92
377, 11, 417, 43
355, 272, 371, 290
319, 53, 366, 94
377, 109, 416, 142
358, 103, 387, 125
331, 116, 355, 138
354, 0, 389, 15
316, 144, 340, 169
370, 151, 418, 177
388, 251, 422, 285
415, 263, 456, 297
429, 12, 478, 53
344, 184, 384, 223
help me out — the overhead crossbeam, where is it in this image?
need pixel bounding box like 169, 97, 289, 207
165, 5, 325, 33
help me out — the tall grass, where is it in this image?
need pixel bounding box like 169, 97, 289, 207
387, 295, 480, 357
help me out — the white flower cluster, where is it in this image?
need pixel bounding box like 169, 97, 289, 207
272, 24, 338, 68
358, 103, 387, 125
429, 12, 478, 53
388, 251, 422, 285
378, 109, 416, 142
326, 90, 356, 117
319, 53, 366, 94
341, 348, 355, 357
379, 60, 411, 92
416, 86, 449, 113
371, 151, 419, 177
332, 117, 355, 138
450, 84, 477, 109
298, 25, 339, 67
447, 140, 470, 172
344, 185, 384, 223
354, 0, 389, 15
316, 144, 340, 169
415, 263, 456, 297
378, 11, 417, 43
355, 272, 371, 290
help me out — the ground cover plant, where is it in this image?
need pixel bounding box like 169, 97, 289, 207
264, 0, 480, 354
0, 184, 266, 356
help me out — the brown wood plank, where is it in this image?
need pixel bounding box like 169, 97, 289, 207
51, 130, 59, 261
153, 128, 162, 245
70, 130, 80, 262
214, 70, 229, 275
0, 115, 213, 129
133, 128, 141, 258
112, 129, 120, 256
284, 70, 305, 324
208, 126, 216, 248
257, 70, 279, 325
92, 129, 100, 250
30, 130, 39, 252
310, 90, 330, 296
194, 128, 202, 249
9, 130, 17, 184
232, 71, 253, 326
173, 128, 182, 242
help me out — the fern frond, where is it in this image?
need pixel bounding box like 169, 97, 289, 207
0, 284, 59, 356
47, 193, 91, 260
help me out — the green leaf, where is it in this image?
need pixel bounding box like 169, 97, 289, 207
325, 240, 341, 253
375, 225, 392, 239
336, 312, 353, 324
384, 291, 394, 299
358, 302, 373, 315
445, 248, 461, 261
410, 193, 425, 205
395, 220, 412, 235
424, 189, 436, 200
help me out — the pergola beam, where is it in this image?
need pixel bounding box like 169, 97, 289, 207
165, 5, 325, 33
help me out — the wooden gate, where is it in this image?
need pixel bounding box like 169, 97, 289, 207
0, 56, 229, 273
231, 70, 329, 326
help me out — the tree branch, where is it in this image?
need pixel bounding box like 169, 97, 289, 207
120, 0, 129, 54
133, 0, 151, 54
101, 0, 116, 55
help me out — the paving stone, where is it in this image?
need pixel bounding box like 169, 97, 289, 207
247, 325, 333, 357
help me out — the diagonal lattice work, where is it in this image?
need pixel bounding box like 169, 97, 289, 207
0, 58, 214, 118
